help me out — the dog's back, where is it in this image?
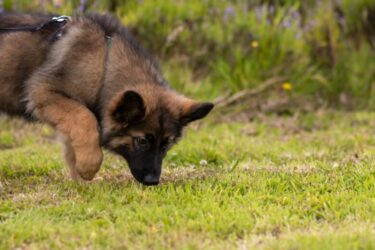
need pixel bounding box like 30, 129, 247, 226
0, 13, 51, 29
0, 13, 162, 117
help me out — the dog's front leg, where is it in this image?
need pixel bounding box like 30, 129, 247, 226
60, 135, 90, 181
27, 84, 103, 181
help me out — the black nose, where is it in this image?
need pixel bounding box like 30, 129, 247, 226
142, 174, 159, 186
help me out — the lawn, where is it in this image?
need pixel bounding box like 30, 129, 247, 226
1, 0, 374, 248
0, 111, 374, 249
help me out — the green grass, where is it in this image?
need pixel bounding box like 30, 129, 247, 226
1, 1, 374, 248
1, 111, 374, 249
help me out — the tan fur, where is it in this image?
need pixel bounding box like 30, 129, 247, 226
26, 82, 103, 180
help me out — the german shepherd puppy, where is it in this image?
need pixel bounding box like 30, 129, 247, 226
0, 13, 214, 185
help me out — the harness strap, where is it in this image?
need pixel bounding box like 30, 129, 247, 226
98, 36, 113, 98
0, 16, 71, 34
92, 35, 113, 122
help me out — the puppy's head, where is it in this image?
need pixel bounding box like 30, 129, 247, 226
101, 86, 214, 185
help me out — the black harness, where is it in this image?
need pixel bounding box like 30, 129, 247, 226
0, 16, 71, 40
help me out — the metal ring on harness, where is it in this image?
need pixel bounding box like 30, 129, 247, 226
51, 16, 72, 23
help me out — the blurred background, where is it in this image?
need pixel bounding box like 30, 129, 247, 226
1, 0, 374, 112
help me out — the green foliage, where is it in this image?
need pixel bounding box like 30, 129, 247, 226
1, 0, 374, 108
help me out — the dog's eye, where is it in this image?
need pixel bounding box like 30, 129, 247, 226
146, 134, 155, 143
135, 137, 148, 146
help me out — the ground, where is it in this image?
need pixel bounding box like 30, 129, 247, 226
0, 111, 374, 249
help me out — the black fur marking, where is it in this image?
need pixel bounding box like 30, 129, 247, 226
180, 102, 214, 125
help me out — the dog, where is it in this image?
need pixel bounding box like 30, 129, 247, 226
0, 13, 214, 185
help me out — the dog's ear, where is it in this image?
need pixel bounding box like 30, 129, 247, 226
180, 100, 214, 125
112, 91, 145, 124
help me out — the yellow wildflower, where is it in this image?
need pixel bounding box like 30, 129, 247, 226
251, 41, 259, 48
150, 225, 158, 233
282, 82, 293, 91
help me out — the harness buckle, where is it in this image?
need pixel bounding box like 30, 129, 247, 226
51, 16, 72, 23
